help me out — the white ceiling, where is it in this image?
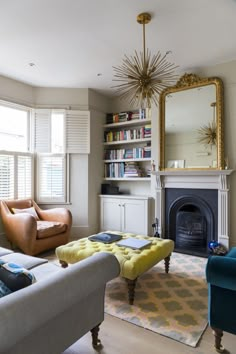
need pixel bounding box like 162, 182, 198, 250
1, 0, 236, 97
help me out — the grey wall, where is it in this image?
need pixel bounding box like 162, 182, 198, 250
1, 58, 236, 247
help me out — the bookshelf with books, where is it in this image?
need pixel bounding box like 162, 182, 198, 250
103, 109, 152, 181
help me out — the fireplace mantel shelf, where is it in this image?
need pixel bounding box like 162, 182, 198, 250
152, 169, 234, 177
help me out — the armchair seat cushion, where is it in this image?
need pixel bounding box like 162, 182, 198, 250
36, 221, 67, 239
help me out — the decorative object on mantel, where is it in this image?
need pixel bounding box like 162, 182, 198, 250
197, 102, 217, 147
112, 12, 178, 108
105, 252, 208, 347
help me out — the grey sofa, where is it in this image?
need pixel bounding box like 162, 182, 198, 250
0, 247, 120, 354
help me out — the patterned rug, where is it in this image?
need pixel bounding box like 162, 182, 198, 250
105, 252, 208, 347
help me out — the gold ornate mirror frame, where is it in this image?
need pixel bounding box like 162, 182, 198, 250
159, 73, 224, 170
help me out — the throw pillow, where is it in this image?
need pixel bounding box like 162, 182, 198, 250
12, 206, 39, 220
0, 259, 36, 292
0, 280, 12, 298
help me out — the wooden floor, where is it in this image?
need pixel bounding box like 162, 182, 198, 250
63, 314, 235, 354
44, 251, 235, 354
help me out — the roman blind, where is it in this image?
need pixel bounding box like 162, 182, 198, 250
37, 153, 66, 203
0, 151, 33, 200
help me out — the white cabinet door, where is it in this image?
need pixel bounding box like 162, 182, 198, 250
122, 199, 147, 235
100, 196, 150, 235
100, 197, 121, 231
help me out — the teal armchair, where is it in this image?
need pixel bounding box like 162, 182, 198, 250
206, 247, 236, 353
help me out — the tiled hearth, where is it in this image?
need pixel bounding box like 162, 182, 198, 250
154, 170, 233, 255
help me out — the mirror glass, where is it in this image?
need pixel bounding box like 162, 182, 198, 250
159, 74, 224, 170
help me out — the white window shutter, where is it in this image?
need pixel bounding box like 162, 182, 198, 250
65, 110, 90, 153
34, 109, 51, 152
37, 153, 66, 203
0, 152, 33, 200
17, 154, 33, 199
0, 154, 14, 199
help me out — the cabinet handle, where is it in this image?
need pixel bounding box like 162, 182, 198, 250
118, 204, 121, 207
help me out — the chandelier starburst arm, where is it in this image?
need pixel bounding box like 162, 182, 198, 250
112, 12, 178, 107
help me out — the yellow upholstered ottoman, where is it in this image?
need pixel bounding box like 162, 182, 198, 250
56, 232, 174, 304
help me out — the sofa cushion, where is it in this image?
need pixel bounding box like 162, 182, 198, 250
1, 253, 48, 270
12, 206, 39, 220
0, 280, 12, 298
31, 263, 63, 281
0, 260, 36, 292
0, 247, 14, 257
37, 221, 67, 239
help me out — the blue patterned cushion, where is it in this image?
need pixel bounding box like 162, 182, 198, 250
0, 280, 12, 298
0, 259, 36, 292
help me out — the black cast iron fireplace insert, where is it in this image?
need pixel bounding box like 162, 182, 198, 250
165, 188, 218, 257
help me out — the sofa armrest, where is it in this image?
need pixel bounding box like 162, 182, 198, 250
206, 255, 236, 290
0, 252, 120, 353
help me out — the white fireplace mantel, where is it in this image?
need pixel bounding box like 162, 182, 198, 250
153, 169, 234, 249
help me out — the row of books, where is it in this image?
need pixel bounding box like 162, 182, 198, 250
104, 162, 149, 178
104, 126, 151, 142
106, 108, 151, 124
104, 146, 151, 160
104, 162, 125, 178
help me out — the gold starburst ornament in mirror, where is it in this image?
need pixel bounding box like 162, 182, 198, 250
112, 13, 178, 108
198, 102, 217, 147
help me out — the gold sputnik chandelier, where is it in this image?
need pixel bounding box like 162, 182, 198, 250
112, 12, 178, 108
198, 102, 217, 147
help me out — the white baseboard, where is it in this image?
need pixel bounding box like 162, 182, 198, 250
70, 225, 99, 240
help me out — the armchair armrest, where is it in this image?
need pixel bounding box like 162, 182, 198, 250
206, 255, 236, 291
33, 202, 72, 227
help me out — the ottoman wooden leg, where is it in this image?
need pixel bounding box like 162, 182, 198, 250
125, 278, 137, 305
164, 254, 171, 273
60, 260, 68, 268
91, 323, 102, 348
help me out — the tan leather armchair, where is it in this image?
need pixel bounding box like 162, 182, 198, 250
0, 199, 72, 256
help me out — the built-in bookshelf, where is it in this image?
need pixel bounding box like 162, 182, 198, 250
103, 109, 152, 180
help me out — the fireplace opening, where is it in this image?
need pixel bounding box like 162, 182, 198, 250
165, 189, 218, 257
176, 210, 206, 251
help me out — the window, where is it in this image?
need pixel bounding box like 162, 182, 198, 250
0, 103, 30, 152
0, 102, 33, 200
